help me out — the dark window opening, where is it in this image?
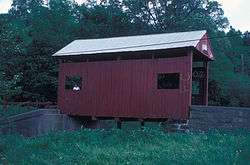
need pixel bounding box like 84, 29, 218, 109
65, 76, 82, 91
157, 73, 180, 89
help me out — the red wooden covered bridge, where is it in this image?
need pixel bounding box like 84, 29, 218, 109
53, 30, 214, 122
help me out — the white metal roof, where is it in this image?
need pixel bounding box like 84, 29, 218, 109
53, 30, 207, 57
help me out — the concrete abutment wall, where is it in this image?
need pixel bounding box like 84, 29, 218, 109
189, 106, 250, 131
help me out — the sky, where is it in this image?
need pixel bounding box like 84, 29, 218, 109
0, 0, 249, 32
217, 0, 250, 32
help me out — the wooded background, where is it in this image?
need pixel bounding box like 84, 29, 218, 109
0, 0, 250, 107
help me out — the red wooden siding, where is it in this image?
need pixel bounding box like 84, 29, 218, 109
196, 33, 214, 59
58, 53, 193, 120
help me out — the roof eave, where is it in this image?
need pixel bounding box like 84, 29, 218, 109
53, 46, 193, 58
192, 48, 214, 61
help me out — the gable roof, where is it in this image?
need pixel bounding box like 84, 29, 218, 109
53, 30, 207, 57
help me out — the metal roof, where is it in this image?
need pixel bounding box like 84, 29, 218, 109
53, 30, 207, 57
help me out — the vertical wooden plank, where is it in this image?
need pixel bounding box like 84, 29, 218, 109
205, 61, 209, 106
148, 58, 155, 118
188, 50, 193, 107
93, 62, 99, 117
58, 61, 64, 113
186, 50, 193, 119
96, 62, 102, 116
106, 61, 114, 117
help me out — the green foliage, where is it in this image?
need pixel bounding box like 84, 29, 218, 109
0, 129, 250, 164
208, 27, 250, 106
121, 0, 229, 33
208, 80, 229, 106
243, 32, 250, 46
77, 4, 136, 38
0, 72, 23, 100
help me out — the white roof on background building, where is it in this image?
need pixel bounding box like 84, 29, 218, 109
53, 30, 207, 56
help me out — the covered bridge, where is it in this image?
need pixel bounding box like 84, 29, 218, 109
53, 30, 214, 122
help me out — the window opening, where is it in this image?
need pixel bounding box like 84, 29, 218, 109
157, 73, 180, 89
65, 76, 82, 91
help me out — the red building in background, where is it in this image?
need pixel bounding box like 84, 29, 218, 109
53, 30, 214, 122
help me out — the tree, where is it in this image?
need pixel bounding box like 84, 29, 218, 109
243, 31, 250, 46
77, 3, 139, 39
120, 0, 229, 33
0, 72, 22, 110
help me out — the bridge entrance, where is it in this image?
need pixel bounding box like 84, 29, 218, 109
192, 62, 208, 105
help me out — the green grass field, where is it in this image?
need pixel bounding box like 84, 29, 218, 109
0, 128, 250, 165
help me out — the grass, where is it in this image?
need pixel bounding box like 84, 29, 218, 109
0, 128, 250, 165
0, 105, 35, 118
